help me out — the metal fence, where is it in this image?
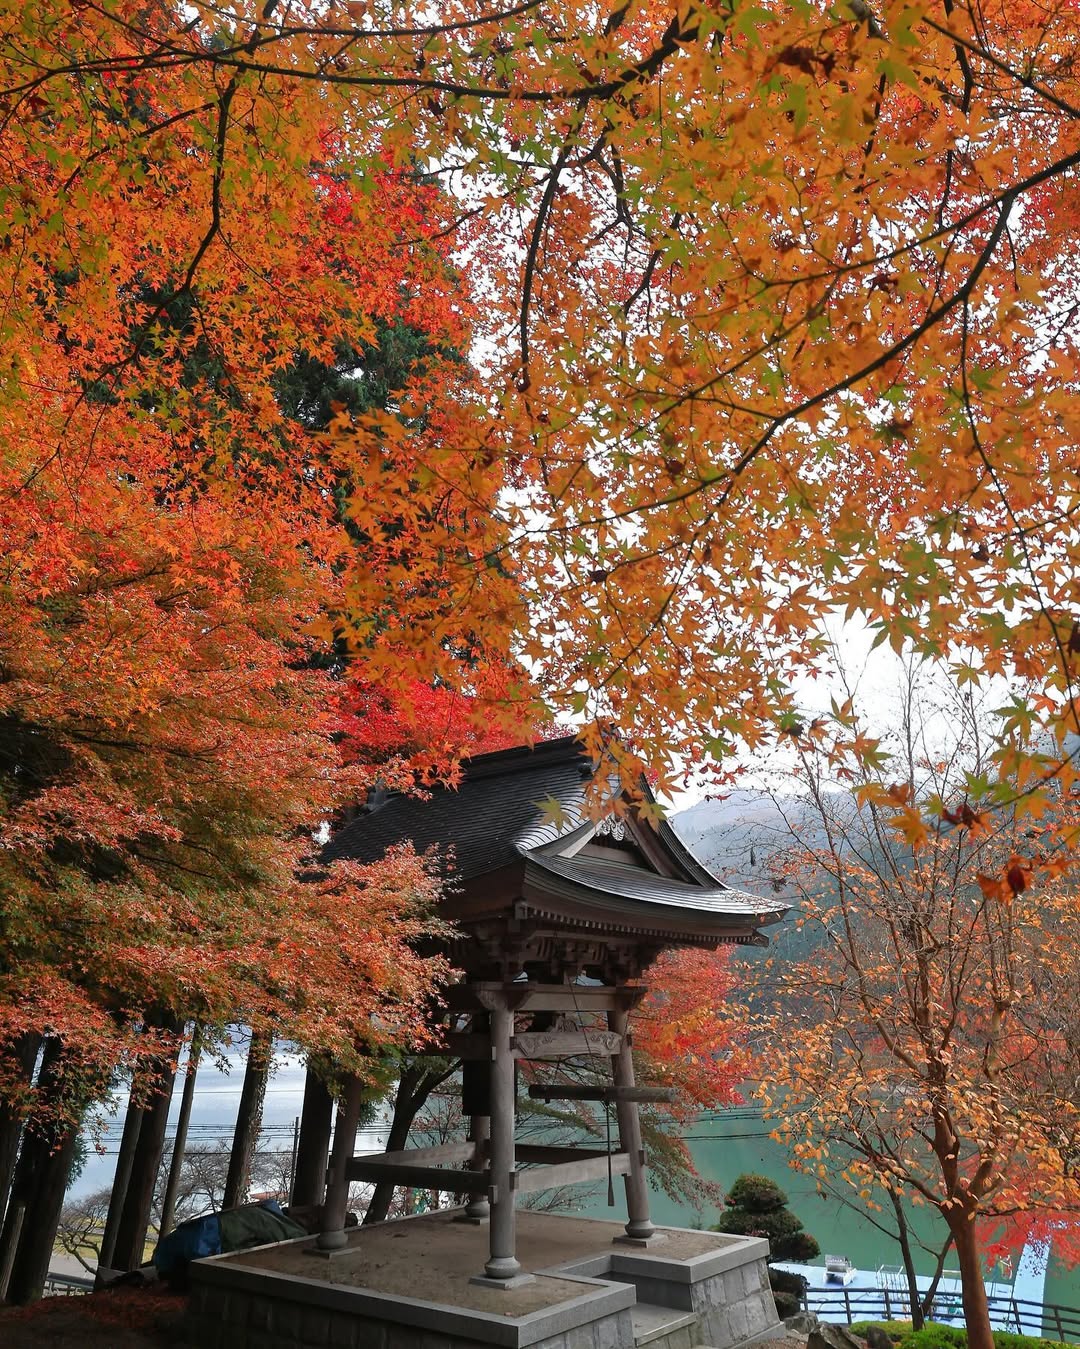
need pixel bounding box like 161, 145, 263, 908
43, 1271, 94, 1296
801, 1286, 1080, 1342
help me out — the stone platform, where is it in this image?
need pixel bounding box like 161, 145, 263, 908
187, 1209, 780, 1349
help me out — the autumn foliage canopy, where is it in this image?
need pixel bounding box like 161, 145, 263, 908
2, 0, 1078, 783
2, 0, 1080, 1191
0, 15, 503, 1097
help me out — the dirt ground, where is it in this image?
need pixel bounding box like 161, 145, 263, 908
214, 1209, 739, 1315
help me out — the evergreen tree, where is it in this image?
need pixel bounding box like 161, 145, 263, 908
713, 1174, 820, 1320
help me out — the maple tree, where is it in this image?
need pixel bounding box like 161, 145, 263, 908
333, 671, 547, 792
2, 0, 1077, 876
629, 946, 750, 1207
751, 671, 1080, 1349
0, 42, 495, 1287
0, 67, 475, 1032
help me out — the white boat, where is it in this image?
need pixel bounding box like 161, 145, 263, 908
825, 1255, 858, 1286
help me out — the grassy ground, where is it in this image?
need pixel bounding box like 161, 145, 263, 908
851, 1322, 1061, 1349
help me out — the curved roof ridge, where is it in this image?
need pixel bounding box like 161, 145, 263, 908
522, 850, 787, 921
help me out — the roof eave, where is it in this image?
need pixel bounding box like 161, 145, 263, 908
521, 859, 787, 943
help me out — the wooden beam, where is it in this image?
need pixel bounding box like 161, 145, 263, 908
445, 983, 646, 1013
351, 1141, 479, 1167
527, 1085, 675, 1104
515, 1145, 611, 1165
512, 1031, 621, 1059
512, 1151, 632, 1195
343, 1159, 488, 1192
443, 984, 520, 1012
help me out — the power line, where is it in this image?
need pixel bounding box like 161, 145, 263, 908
94, 1085, 309, 1100
680, 1133, 778, 1141
80, 1132, 778, 1158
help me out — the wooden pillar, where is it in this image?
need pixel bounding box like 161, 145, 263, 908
460, 1010, 490, 1223
316, 1076, 364, 1252
608, 1004, 655, 1242
482, 1002, 520, 1281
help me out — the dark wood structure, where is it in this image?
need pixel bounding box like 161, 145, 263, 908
316, 737, 786, 1286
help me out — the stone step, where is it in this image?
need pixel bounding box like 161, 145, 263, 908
632, 1301, 699, 1348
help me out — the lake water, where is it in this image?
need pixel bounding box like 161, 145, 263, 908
572, 1110, 1080, 1331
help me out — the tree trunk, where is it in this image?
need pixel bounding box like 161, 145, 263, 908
158, 1030, 201, 1236
887, 1187, 924, 1329
0, 1034, 41, 1227
3, 1120, 79, 1303
291, 1066, 334, 1207
97, 1094, 144, 1274
362, 1059, 460, 1225
0, 1040, 79, 1304
949, 1211, 994, 1349
362, 1063, 431, 1226
111, 1053, 177, 1271
0, 1200, 24, 1301
223, 1031, 271, 1210
920, 1233, 955, 1321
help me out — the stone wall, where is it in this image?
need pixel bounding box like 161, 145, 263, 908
689, 1258, 778, 1348
187, 1273, 631, 1349
590, 1233, 779, 1349
186, 1279, 635, 1349
186, 1261, 636, 1349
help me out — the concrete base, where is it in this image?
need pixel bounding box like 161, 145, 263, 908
567, 1223, 780, 1349
469, 1272, 540, 1291
612, 1232, 669, 1249
186, 1209, 779, 1349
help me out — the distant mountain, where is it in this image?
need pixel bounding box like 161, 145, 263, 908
672, 790, 802, 893
671, 791, 832, 965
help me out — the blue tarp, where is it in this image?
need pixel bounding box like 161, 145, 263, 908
153, 1199, 306, 1279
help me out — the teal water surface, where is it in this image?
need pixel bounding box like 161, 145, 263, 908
569, 1108, 1080, 1312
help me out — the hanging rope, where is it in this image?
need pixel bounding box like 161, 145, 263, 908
605, 1097, 615, 1206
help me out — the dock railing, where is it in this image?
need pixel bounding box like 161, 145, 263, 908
800, 1286, 1080, 1342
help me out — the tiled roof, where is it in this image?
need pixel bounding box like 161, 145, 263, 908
323, 736, 786, 933
322, 737, 591, 880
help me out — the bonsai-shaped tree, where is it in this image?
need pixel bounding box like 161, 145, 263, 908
713, 1174, 820, 1319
